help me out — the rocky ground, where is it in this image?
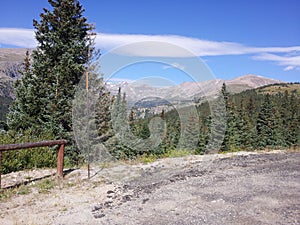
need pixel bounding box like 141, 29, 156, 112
0, 150, 299, 225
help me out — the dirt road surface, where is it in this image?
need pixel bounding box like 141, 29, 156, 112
0, 150, 299, 225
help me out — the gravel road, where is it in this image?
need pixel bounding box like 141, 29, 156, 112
0, 150, 299, 225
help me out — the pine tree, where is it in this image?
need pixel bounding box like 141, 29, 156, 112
178, 108, 199, 151
207, 91, 226, 153
287, 91, 300, 147
7, 50, 39, 131
108, 88, 132, 158
95, 80, 113, 142
256, 94, 276, 148
219, 83, 241, 152
129, 107, 136, 122
8, 0, 95, 139
111, 88, 127, 134
238, 101, 257, 150
72, 59, 113, 164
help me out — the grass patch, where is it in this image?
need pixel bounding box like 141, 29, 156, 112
163, 149, 195, 158
0, 184, 31, 200
136, 154, 158, 164
134, 149, 195, 164
0, 188, 17, 200
0, 177, 58, 201
17, 185, 31, 195
36, 178, 56, 194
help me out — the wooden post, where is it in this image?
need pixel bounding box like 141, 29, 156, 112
57, 143, 64, 178
0, 151, 2, 189
86, 69, 91, 179
0, 140, 67, 188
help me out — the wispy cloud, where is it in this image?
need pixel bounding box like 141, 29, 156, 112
106, 77, 134, 83
1, 28, 300, 71
162, 62, 185, 70
284, 66, 294, 71
97, 33, 300, 57
0, 28, 36, 48
253, 53, 300, 71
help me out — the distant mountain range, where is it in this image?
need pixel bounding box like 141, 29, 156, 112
106, 74, 283, 114
0, 48, 283, 109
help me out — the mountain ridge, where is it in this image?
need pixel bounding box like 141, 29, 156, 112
0, 48, 284, 103
106, 74, 283, 110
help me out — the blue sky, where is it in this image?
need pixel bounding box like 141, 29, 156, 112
0, 0, 299, 84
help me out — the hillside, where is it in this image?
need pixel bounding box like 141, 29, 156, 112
0, 49, 28, 126
0, 48, 28, 99
129, 82, 300, 156
257, 83, 300, 95
107, 74, 282, 115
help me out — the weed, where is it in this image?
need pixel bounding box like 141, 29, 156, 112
36, 178, 56, 194
136, 154, 158, 164
163, 149, 194, 158
17, 185, 31, 195
0, 188, 16, 200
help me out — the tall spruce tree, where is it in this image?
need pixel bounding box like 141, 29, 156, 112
256, 93, 276, 148
288, 91, 300, 147
95, 80, 113, 142
207, 86, 226, 153
8, 0, 94, 139
220, 83, 240, 151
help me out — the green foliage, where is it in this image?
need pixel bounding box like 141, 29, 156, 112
0, 96, 12, 130
0, 129, 57, 174
7, 0, 95, 134
6, 0, 97, 165
136, 153, 158, 164
130, 83, 300, 155
17, 185, 31, 195
95, 79, 113, 142
163, 148, 195, 158
36, 178, 55, 194
106, 88, 138, 160
177, 107, 200, 151
7, 51, 39, 131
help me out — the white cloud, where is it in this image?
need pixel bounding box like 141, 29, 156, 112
0, 28, 36, 47
106, 77, 134, 83
162, 62, 185, 70
253, 53, 300, 70
96, 33, 300, 57
284, 66, 295, 71
1, 28, 300, 71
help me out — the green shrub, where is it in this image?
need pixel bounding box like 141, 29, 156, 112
0, 129, 57, 174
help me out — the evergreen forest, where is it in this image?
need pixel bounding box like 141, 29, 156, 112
0, 0, 299, 174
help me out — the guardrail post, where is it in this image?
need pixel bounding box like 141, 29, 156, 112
0, 151, 2, 189
0, 140, 66, 188
57, 143, 64, 178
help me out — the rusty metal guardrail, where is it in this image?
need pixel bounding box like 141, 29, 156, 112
0, 139, 67, 189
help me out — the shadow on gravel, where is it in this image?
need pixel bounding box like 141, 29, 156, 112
2, 168, 77, 189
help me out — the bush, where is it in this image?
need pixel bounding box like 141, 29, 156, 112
0, 129, 57, 174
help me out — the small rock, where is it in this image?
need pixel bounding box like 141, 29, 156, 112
94, 213, 105, 219
122, 195, 132, 202
92, 205, 102, 212
142, 198, 149, 204
104, 201, 113, 208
